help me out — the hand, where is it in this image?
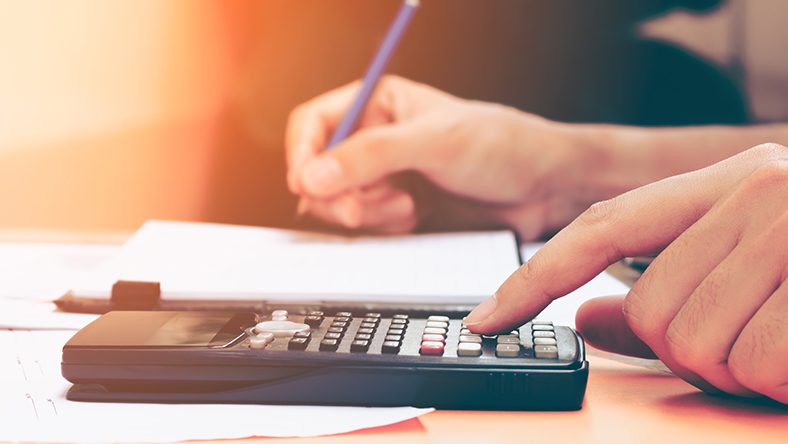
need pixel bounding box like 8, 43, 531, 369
465, 144, 788, 403
286, 75, 604, 239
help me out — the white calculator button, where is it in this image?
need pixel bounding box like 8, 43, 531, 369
271, 310, 289, 317
532, 324, 555, 331
534, 345, 559, 359
271, 315, 288, 321
423, 327, 447, 336
256, 332, 274, 342
533, 337, 557, 345
460, 328, 471, 335
427, 315, 450, 322
422, 334, 445, 343
459, 334, 482, 343
532, 330, 556, 338
426, 321, 449, 329
496, 335, 520, 344
249, 336, 270, 349
495, 344, 520, 358
254, 321, 310, 337
457, 342, 482, 357
531, 319, 553, 325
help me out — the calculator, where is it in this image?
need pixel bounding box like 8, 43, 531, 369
61, 310, 588, 410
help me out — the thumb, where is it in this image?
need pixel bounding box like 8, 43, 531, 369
298, 121, 424, 198
575, 295, 656, 359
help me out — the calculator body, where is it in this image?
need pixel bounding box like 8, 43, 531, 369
61, 311, 588, 410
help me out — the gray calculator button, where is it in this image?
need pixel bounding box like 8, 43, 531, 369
427, 315, 450, 322
534, 345, 559, 359
532, 330, 556, 338
495, 344, 520, 358
533, 337, 557, 345
496, 335, 520, 344
459, 334, 482, 343
457, 342, 482, 357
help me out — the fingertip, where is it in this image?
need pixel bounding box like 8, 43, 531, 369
302, 156, 345, 196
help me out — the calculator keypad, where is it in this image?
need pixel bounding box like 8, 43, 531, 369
246, 311, 567, 361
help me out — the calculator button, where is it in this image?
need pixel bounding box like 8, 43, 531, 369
360, 322, 378, 329
364, 313, 382, 318
392, 314, 409, 320
254, 321, 310, 338
308, 311, 324, 317
459, 334, 482, 343
350, 340, 370, 352
496, 335, 520, 344
426, 321, 449, 329
357, 327, 375, 335
531, 319, 553, 325
534, 345, 559, 359
460, 328, 471, 335
271, 315, 288, 321
330, 321, 349, 329
423, 327, 447, 336
381, 341, 401, 354
420, 341, 444, 355
385, 334, 403, 342
427, 315, 450, 322
327, 327, 345, 334
288, 337, 309, 350
362, 317, 380, 324
304, 315, 324, 327
354, 333, 372, 341
387, 324, 405, 332
532, 331, 556, 338
532, 324, 555, 331
335, 312, 353, 318
334, 316, 352, 323
293, 331, 311, 339
249, 336, 271, 349
319, 339, 339, 351
533, 337, 557, 345
510, 330, 520, 336
271, 310, 288, 317
422, 334, 445, 343
324, 332, 342, 340
457, 342, 482, 357
496, 344, 520, 358
391, 318, 408, 325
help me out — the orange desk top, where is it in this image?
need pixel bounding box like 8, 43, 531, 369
250, 354, 788, 444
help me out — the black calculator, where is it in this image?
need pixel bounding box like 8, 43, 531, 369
61, 310, 588, 410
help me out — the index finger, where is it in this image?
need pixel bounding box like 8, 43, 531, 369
464, 145, 786, 334
285, 81, 361, 193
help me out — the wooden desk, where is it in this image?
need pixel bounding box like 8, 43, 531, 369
2, 231, 787, 443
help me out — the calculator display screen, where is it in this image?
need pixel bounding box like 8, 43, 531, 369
67, 311, 256, 348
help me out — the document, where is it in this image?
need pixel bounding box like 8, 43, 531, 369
0, 330, 430, 442
70, 220, 522, 305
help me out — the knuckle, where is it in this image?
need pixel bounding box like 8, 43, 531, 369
728, 320, 786, 394
747, 143, 788, 161
577, 198, 624, 231
664, 321, 708, 371
742, 157, 788, 190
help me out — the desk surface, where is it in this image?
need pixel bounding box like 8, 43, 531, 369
2, 229, 787, 443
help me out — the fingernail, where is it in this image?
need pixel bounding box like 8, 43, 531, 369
302, 157, 343, 192
464, 293, 498, 326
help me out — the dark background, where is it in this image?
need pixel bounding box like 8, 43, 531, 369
202, 0, 748, 230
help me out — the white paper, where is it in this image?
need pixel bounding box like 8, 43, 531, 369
72, 221, 521, 304
0, 330, 431, 443
0, 243, 118, 302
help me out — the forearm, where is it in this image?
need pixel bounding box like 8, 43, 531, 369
561, 122, 788, 202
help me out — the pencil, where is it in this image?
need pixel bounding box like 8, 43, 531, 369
296, 0, 420, 218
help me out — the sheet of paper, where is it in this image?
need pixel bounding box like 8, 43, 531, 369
0, 243, 118, 302
0, 329, 432, 443
72, 221, 522, 304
